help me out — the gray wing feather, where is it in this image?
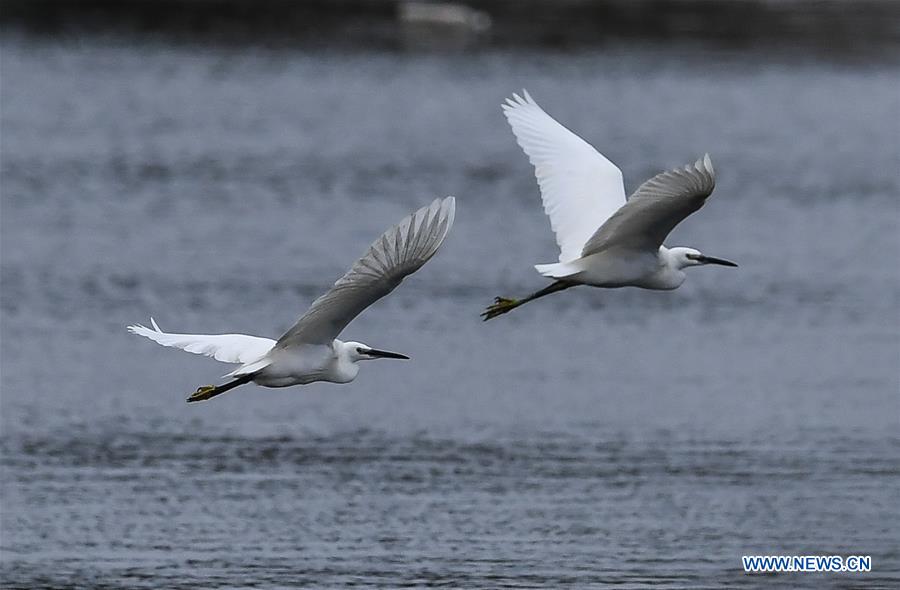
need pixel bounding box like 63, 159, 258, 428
581, 154, 716, 257
275, 197, 456, 347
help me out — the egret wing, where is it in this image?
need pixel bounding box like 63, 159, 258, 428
503, 90, 627, 263
275, 197, 456, 348
127, 318, 275, 363
581, 154, 716, 257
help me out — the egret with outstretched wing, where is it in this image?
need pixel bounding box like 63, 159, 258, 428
130, 197, 455, 402
483, 91, 736, 320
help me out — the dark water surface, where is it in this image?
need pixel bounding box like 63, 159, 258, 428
2, 34, 899, 588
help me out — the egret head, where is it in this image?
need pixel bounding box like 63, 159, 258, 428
344, 341, 410, 362
671, 247, 738, 270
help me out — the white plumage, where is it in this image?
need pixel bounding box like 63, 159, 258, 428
502, 90, 626, 266
129, 197, 456, 401
580, 154, 717, 258
276, 196, 456, 348
127, 318, 275, 366
483, 92, 735, 320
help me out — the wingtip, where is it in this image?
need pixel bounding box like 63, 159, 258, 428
701, 153, 714, 175
442, 196, 457, 230
127, 321, 155, 336
127, 317, 160, 335
504, 89, 536, 110
418, 196, 456, 237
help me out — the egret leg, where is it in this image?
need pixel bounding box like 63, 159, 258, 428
481, 280, 575, 321
186, 374, 254, 403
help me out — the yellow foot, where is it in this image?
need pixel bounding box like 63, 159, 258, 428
187, 385, 217, 403
481, 296, 520, 321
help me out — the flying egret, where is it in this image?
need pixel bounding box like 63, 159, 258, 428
129, 196, 455, 402
482, 91, 736, 320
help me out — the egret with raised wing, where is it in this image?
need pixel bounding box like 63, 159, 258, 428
129, 197, 455, 402
482, 91, 736, 320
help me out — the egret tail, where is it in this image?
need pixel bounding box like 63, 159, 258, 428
481, 280, 575, 321
187, 373, 255, 403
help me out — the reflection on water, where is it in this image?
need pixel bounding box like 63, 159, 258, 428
1, 31, 899, 588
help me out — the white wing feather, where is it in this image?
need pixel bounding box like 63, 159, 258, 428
275, 196, 456, 348
581, 154, 716, 257
502, 90, 627, 263
127, 318, 275, 364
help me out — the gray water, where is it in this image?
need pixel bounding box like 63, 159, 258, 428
1, 33, 899, 588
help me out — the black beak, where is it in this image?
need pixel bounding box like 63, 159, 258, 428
698, 255, 738, 267
365, 348, 410, 360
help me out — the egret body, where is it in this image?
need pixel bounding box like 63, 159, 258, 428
483, 91, 736, 320
130, 197, 455, 401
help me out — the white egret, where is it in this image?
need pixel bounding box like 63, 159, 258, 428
483, 91, 736, 320
129, 197, 455, 402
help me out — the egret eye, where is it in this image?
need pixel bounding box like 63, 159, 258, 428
356, 347, 366, 354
